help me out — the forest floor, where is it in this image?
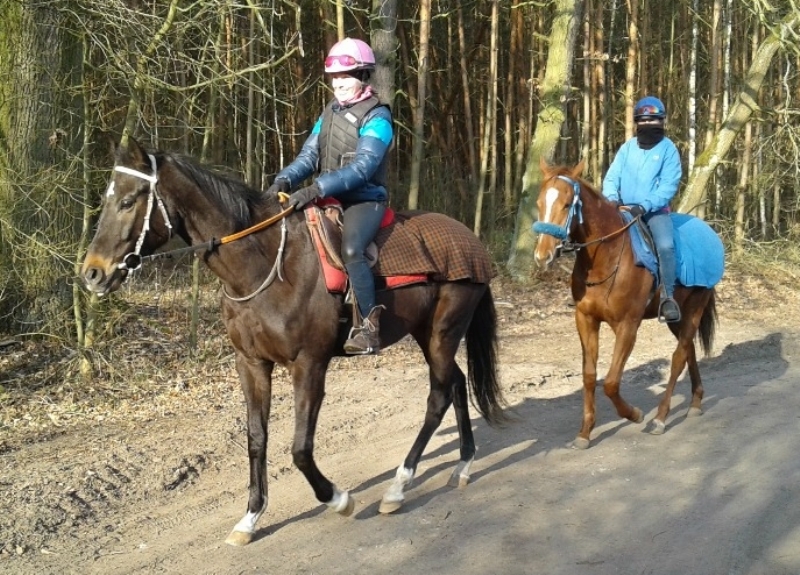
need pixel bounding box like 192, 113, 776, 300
2, 257, 800, 575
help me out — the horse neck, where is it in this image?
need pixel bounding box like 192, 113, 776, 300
164, 174, 303, 296
572, 189, 630, 259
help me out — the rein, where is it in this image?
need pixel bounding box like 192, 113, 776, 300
111, 157, 295, 302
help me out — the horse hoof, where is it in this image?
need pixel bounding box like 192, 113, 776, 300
687, 407, 703, 417
447, 473, 470, 488
572, 437, 590, 450
379, 498, 403, 514
649, 419, 666, 435
225, 530, 253, 547
630, 407, 644, 423
338, 494, 355, 517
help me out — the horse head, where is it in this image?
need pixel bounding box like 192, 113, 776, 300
533, 157, 586, 269
81, 138, 174, 296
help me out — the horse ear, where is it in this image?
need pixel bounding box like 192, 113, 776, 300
572, 159, 587, 178
539, 155, 551, 177
115, 134, 146, 166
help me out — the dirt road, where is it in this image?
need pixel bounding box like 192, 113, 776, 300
3, 275, 800, 575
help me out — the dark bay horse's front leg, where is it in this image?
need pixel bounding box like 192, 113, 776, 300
291, 357, 355, 517
226, 355, 274, 547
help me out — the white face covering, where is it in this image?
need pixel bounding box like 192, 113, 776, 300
330, 74, 363, 104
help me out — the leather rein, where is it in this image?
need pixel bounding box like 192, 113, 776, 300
110, 155, 295, 302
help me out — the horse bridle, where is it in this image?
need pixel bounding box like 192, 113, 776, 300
533, 174, 637, 256
107, 154, 291, 302
107, 153, 173, 272
532, 175, 584, 255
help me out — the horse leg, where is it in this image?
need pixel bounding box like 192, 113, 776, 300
685, 343, 705, 416
650, 315, 702, 434
447, 366, 475, 488
290, 358, 354, 516
602, 321, 644, 429
226, 356, 274, 547
379, 328, 461, 514
574, 311, 600, 449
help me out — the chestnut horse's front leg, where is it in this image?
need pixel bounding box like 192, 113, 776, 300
226, 355, 274, 546
604, 320, 644, 427
574, 310, 600, 449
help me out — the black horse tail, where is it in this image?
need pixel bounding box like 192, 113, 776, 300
697, 288, 718, 356
466, 285, 508, 428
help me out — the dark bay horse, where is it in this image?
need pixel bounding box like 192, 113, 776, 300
81, 138, 506, 545
533, 159, 719, 449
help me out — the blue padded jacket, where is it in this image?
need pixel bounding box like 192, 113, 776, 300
601, 136, 682, 213
275, 97, 393, 204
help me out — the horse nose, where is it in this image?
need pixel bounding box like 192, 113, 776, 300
81, 265, 105, 291
534, 250, 553, 269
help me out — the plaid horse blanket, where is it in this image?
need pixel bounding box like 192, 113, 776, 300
372, 211, 494, 284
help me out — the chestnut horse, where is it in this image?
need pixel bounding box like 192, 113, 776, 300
81, 138, 506, 545
533, 159, 720, 449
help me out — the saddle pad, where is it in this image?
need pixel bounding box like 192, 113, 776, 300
372, 211, 494, 284
626, 212, 725, 288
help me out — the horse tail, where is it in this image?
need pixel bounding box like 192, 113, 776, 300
466, 285, 508, 428
697, 288, 718, 356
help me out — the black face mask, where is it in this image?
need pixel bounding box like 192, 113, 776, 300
636, 125, 665, 149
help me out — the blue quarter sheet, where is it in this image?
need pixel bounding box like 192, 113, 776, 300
626, 212, 725, 288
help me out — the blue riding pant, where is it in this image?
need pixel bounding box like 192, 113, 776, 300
644, 211, 677, 298
342, 201, 386, 318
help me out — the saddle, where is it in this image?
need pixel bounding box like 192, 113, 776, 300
304, 199, 427, 294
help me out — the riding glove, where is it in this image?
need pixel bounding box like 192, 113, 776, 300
625, 204, 646, 218
265, 178, 290, 197
287, 183, 321, 210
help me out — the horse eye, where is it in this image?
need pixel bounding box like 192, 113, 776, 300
120, 197, 136, 210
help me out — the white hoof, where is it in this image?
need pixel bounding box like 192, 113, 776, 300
447, 457, 474, 488
572, 437, 590, 450
378, 497, 403, 514
649, 419, 666, 435
326, 487, 354, 516
225, 530, 253, 547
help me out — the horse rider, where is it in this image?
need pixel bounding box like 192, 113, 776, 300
266, 37, 394, 354
602, 95, 682, 323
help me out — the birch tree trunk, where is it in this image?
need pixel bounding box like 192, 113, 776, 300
407, 0, 431, 210
624, 0, 639, 139
676, 10, 800, 215
507, 0, 583, 280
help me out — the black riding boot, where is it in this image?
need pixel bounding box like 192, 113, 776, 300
344, 306, 383, 355
658, 292, 681, 323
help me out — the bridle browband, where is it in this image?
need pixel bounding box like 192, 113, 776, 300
110, 155, 294, 302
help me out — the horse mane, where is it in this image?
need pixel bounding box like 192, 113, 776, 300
164, 153, 281, 229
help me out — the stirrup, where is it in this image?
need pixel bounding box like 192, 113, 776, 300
343, 326, 378, 355
658, 297, 681, 323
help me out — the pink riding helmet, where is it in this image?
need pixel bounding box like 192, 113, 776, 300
324, 38, 376, 74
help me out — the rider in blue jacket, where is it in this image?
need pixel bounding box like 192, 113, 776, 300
602, 96, 682, 322
266, 37, 393, 354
